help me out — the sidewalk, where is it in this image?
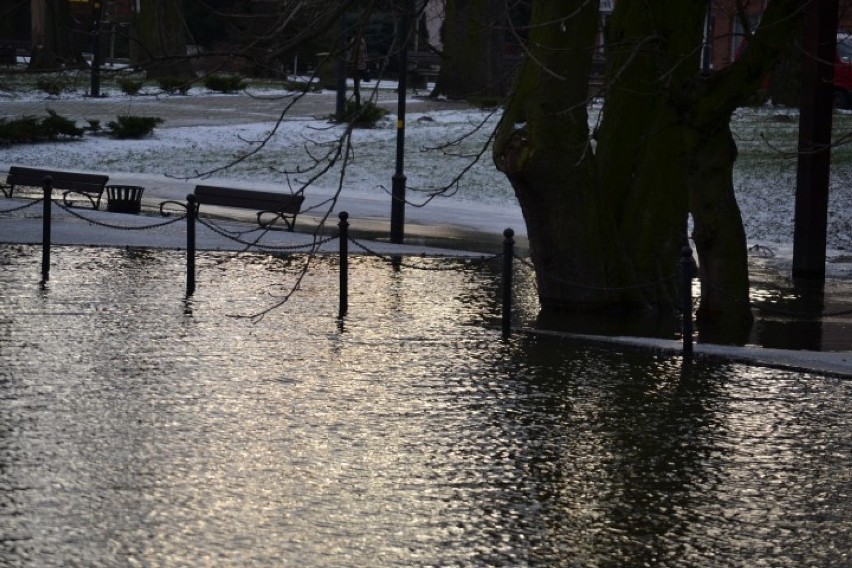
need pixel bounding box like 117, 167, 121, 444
0, 194, 490, 257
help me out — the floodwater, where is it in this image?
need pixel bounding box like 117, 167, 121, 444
1, 245, 850, 567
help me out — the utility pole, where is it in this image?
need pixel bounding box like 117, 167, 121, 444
390, 0, 412, 244
793, 0, 838, 278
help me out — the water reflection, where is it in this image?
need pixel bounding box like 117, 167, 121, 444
0, 245, 850, 567
749, 266, 852, 351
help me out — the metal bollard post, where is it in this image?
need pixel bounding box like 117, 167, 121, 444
502, 228, 515, 339
339, 211, 349, 318
186, 194, 197, 297
681, 245, 694, 356
41, 176, 53, 284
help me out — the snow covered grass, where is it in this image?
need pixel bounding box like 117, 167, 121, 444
731, 106, 852, 252
2, 80, 852, 257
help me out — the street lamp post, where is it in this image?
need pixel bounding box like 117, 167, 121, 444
90, 0, 104, 97
336, 11, 347, 120
390, 0, 411, 244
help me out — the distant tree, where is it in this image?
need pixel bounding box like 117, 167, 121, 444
431, 0, 512, 100
131, 0, 194, 80
0, 0, 28, 42
28, 0, 82, 69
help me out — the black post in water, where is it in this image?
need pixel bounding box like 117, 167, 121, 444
41, 176, 53, 284
390, 0, 411, 244
186, 194, 196, 297
502, 228, 515, 339
90, 0, 103, 97
338, 211, 349, 318
681, 246, 694, 356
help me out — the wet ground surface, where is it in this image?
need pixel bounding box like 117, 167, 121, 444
2, 89, 851, 353
1, 245, 850, 567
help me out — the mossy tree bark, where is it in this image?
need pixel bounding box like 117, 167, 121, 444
494, 0, 804, 342
432, 0, 509, 100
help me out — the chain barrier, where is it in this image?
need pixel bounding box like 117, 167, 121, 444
348, 236, 501, 270
514, 254, 679, 292
0, 197, 45, 214
196, 217, 337, 252
19, 191, 852, 327
54, 200, 187, 230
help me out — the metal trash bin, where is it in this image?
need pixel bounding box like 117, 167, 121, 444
105, 185, 144, 214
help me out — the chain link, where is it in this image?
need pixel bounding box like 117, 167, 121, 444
348, 236, 501, 269
55, 200, 187, 230
10, 198, 852, 321
197, 217, 337, 251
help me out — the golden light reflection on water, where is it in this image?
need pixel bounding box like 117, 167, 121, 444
0, 246, 850, 567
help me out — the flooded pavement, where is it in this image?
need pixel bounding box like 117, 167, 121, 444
1, 245, 850, 567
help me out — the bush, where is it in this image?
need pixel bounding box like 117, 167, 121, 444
0, 110, 83, 145
338, 100, 388, 127
41, 109, 84, 138
106, 115, 164, 139
117, 77, 144, 95
0, 116, 43, 144
36, 78, 65, 96
203, 74, 247, 93
157, 76, 191, 95
282, 80, 322, 92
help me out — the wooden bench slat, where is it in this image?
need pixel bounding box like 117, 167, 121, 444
195, 185, 304, 214
191, 184, 304, 231
3, 166, 109, 209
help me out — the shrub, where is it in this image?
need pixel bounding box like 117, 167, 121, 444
0, 110, 83, 145
0, 116, 43, 144
157, 76, 191, 95
36, 78, 65, 96
106, 115, 164, 139
40, 109, 84, 138
282, 80, 321, 92
203, 74, 247, 93
117, 77, 144, 95
338, 100, 388, 127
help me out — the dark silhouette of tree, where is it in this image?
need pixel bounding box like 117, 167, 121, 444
493, 0, 806, 342
431, 0, 513, 100
28, 0, 84, 69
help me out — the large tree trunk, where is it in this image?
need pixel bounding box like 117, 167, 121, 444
494, 1, 619, 312
28, 0, 81, 69
494, 0, 802, 341
688, 123, 753, 343
432, 0, 508, 100
132, 0, 193, 80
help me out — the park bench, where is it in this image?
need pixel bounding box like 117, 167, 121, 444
406, 50, 442, 87
0, 40, 27, 65
1, 166, 109, 209
164, 184, 305, 231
